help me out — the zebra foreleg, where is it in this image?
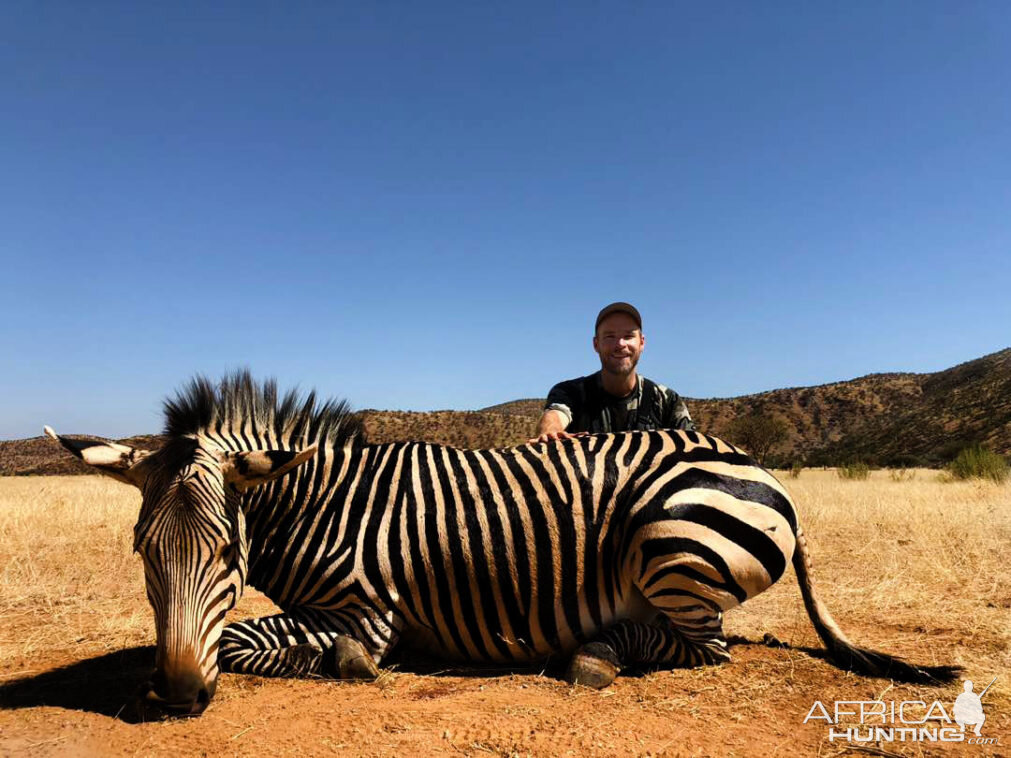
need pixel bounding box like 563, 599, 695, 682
219, 614, 325, 678
565, 615, 730, 689
219, 610, 392, 681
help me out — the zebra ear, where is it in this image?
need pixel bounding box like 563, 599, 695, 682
43, 426, 152, 488
221, 447, 317, 491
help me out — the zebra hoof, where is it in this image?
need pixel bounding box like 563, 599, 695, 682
326, 636, 380, 680
565, 642, 619, 689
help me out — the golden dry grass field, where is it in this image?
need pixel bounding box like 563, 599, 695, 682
1, 471, 1009, 757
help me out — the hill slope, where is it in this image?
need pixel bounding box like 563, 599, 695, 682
3, 348, 1008, 474
689, 348, 1011, 465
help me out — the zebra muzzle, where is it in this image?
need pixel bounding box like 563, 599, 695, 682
139, 669, 214, 717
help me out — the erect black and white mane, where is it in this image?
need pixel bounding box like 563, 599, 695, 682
162, 371, 366, 449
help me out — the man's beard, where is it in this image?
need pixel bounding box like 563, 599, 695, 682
602, 352, 640, 377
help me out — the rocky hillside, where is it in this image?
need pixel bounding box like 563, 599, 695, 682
3, 348, 1008, 474
485, 349, 1011, 466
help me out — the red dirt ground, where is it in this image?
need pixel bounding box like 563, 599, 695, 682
3, 607, 1005, 757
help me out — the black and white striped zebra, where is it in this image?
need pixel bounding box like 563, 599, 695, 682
46, 372, 957, 715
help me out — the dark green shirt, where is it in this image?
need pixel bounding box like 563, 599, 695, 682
545, 373, 695, 434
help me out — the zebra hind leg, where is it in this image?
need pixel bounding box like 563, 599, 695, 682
220, 613, 381, 681
565, 615, 730, 689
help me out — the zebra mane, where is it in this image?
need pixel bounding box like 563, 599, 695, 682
163, 370, 366, 449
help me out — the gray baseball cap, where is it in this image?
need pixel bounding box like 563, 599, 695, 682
595, 302, 642, 332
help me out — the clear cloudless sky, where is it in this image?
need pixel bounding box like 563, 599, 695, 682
2, 2, 1009, 439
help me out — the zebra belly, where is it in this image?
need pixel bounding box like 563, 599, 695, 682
396, 612, 652, 664
391, 571, 647, 664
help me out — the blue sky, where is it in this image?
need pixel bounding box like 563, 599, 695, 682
2, 2, 1009, 439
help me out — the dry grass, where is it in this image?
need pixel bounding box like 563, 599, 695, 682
2, 471, 1009, 755
0, 476, 280, 675
738, 468, 1011, 690
0, 476, 148, 669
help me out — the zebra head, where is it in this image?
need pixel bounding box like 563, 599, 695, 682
44, 426, 315, 716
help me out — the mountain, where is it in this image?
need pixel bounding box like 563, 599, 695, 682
2, 349, 1008, 475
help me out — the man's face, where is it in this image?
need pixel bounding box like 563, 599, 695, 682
593, 312, 645, 377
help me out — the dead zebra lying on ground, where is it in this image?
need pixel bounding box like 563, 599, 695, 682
47, 372, 959, 715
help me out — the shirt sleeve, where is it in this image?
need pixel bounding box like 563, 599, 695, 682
662, 389, 696, 432
545, 380, 577, 428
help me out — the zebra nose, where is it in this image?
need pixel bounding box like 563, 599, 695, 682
145, 668, 213, 716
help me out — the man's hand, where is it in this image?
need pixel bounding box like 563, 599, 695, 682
527, 430, 589, 444
530, 409, 572, 444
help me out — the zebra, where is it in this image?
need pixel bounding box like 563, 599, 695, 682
46, 372, 957, 715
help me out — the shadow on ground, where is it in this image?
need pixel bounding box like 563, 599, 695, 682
381, 645, 563, 678
0, 635, 848, 723
0, 644, 556, 724
0, 646, 155, 723
385, 634, 807, 680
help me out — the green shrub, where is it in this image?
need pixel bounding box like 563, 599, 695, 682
789, 461, 804, 479
837, 462, 871, 480
947, 445, 1009, 484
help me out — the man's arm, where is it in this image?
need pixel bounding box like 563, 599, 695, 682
529, 409, 586, 443
531, 409, 570, 440
662, 389, 696, 432
528, 380, 586, 443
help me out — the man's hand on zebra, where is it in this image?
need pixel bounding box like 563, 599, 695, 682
527, 430, 589, 444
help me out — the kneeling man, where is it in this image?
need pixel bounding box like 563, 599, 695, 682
531, 302, 695, 443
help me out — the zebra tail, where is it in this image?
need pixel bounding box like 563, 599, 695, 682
792, 525, 961, 684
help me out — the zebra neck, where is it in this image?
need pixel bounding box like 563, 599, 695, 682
239, 443, 373, 604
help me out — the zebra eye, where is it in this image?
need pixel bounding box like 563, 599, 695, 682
219, 543, 237, 566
